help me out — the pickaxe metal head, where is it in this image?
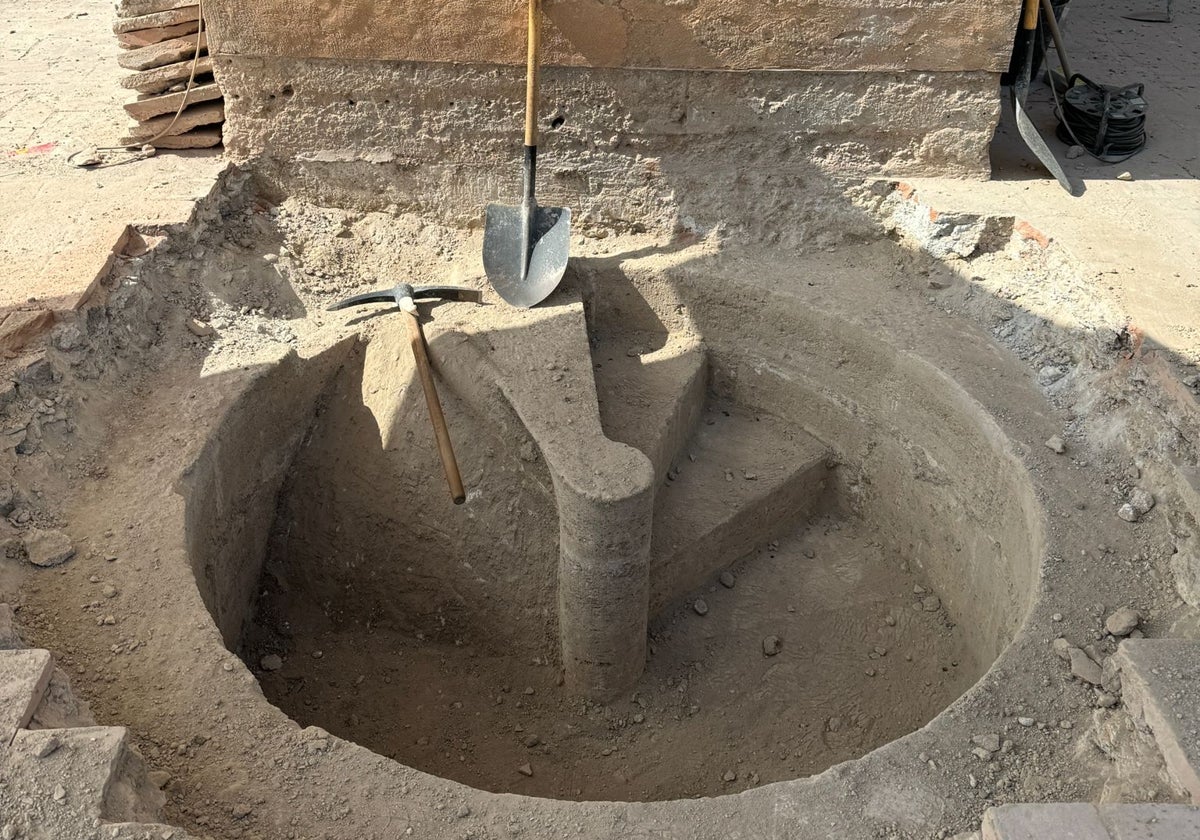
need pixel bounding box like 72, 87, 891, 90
327, 283, 483, 315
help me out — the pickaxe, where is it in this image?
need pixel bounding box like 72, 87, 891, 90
328, 283, 483, 505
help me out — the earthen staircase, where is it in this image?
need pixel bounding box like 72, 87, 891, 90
0, 603, 193, 839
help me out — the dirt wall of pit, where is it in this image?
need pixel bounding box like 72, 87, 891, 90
269, 328, 564, 657
203, 0, 1015, 235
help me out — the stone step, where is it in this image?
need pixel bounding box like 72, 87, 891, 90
983, 803, 1200, 839
0, 648, 53, 742
1115, 638, 1200, 799
649, 403, 831, 611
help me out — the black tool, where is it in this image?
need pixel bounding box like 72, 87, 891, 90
328, 283, 482, 505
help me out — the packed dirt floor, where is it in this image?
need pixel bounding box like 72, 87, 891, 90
1, 1, 1199, 840
247, 510, 978, 802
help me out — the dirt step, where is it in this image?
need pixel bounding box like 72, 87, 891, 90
1116, 638, 1200, 799
592, 331, 707, 481
649, 403, 831, 610
982, 803, 1200, 839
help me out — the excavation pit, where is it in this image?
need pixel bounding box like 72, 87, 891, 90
185, 255, 1042, 803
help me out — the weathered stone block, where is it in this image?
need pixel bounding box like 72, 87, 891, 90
0, 648, 53, 740
1116, 639, 1200, 799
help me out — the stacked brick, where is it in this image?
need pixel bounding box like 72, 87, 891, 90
113, 0, 223, 149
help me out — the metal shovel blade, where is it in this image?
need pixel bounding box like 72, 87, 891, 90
483, 203, 571, 309
1012, 88, 1079, 196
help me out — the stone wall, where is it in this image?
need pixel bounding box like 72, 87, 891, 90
204, 1, 1018, 235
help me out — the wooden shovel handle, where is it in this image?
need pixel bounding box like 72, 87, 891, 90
1021, 0, 1040, 31
405, 312, 467, 505
525, 0, 541, 147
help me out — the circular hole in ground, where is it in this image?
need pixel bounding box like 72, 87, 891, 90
187, 289, 1039, 803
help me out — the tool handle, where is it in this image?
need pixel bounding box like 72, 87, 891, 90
1039, 0, 1072, 80
406, 312, 467, 505
525, 0, 541, 148
1020, 0, 1040, 31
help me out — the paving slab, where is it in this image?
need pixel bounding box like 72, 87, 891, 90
1116, 639, 1200, 799
983, 804, 1200, 840
0, 647, 53, 741
112, 6, 200, 35
123, 81, 222, 121
1101, 805, 1200, 840
116, 20, 199, 48
124, 100, 223, 140
117, 31, 207, 72
120, 54, 214, 94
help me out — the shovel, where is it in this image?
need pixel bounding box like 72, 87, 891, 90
1012, 0, 1079, 196
483, 0, 571, 309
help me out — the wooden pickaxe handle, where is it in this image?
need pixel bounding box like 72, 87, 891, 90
404, 311, 467, 505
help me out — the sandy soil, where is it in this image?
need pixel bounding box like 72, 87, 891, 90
246, 504, 976, 802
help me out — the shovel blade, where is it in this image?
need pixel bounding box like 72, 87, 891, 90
1012, 90, 1080, 196
483, 203, 571, 309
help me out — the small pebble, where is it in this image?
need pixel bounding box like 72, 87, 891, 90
718, 571, 736, 589
762, 636, 782, 657
517, 763, 533, 777
1105, 607, 1141, 637
693, 598, 709, 616
1116, 171, 1133, 181
1044, 436, 1066, 454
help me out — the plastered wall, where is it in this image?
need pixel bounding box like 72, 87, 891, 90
205, 0, 1017, 73
203, 1, 1019, 234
